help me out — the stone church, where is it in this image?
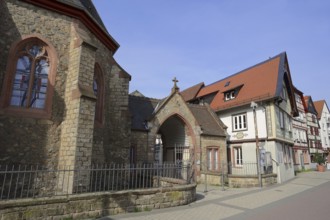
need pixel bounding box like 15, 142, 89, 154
0, 0, 227, 183
0, 0, 131, 170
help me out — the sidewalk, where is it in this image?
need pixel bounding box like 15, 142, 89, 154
99, 171, 330, 220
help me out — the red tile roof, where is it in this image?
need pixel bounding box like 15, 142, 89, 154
314, 100, 325, 119
181, 82, 204, 102
194, 52, 297, 113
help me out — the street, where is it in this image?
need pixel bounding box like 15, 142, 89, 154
224, 180, 330, 220
100, 171, 330, 220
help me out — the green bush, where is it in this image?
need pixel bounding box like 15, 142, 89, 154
314, 152, 326, 165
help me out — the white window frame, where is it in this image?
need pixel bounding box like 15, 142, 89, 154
225, 90, 236, 101
225, 92, 231, 101
233, 113, 247, 131
230, 90, 235, 99
234, 146, 243, 166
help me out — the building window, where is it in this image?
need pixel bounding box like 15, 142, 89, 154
294, 150, 299, 165
282, 145, 291, 164
302, 131, 307, 142
303, 150, 309, 164
0, 36, 57, 118
93, 63, 104, 125
312, 115, 317, 123
288, 116, 292, 132
233, 113, 247, 131
225, 90, 236, 101
295, 94, 302, 104
279, 111, 285, 129
10, 45, 49, 108
207, 147, 219, 171
233, 146, 243, 166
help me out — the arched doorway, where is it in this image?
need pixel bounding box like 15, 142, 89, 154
155, 115, 192, 165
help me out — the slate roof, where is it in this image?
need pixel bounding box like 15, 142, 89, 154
188, 104, 227, 137
182, 52, 298, 115
304, 96, 318, 116
129, 94, 226, 136
57, 0, 108, 32
129, 95, 160, 131
181, 82, 204, 102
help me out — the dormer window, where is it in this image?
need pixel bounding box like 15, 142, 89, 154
225, 90, 236, 101
223, 84, 243, 102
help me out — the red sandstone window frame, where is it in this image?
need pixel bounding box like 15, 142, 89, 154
93, 63, 104, 126
303, 150, 309, 164
207, 147, 220, 171
0, 35, 57, 119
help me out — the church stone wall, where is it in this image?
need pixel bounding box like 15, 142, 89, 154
0, 0, 131, 169
131, 130, 150, 163
0, 0, 72, 168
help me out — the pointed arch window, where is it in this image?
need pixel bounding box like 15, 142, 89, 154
10, 44, 49, 108
0, 36, 57, 118
93, 63, 104, 125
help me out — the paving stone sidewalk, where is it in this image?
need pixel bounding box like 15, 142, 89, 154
99, 171, 330, 220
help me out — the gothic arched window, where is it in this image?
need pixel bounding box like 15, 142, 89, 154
0, 36, 57, 118
11, 43, 49, 108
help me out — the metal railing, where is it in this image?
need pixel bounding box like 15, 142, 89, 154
0, 163, 192, 200
203, 161, 273, 176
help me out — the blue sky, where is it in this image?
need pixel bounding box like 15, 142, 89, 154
94, 0, 330, 105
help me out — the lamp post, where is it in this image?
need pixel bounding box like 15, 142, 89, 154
251, 101, 262, 188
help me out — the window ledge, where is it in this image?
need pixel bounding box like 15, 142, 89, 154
0, 106, 51, 119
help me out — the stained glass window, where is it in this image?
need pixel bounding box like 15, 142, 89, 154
10, 43, 49, 109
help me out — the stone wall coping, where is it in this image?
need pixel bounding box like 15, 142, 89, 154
157, 177, 188, 185
201, 171, 222, 176
228, 174, 277, 178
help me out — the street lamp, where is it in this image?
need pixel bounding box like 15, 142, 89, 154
251, 101, 262, 188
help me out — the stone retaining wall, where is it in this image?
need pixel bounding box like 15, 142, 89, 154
199, 172, 225, 186
0, 184, 196, 220
228, 174, 277, 188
